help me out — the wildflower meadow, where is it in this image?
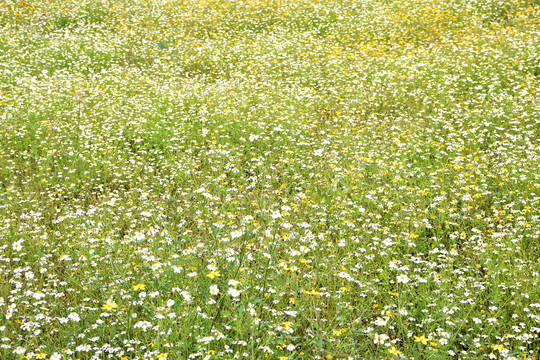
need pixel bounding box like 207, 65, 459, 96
1, 0, 540, 359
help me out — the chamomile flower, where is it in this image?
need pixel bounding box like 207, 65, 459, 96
396, 274, 410, 284
209, 285, 219, 296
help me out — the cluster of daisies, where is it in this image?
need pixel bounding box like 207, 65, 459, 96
0, 0, 539, 359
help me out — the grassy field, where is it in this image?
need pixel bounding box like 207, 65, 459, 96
1, 0, 540, 359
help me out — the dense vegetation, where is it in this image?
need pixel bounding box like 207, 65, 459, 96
1, 0, 539, 359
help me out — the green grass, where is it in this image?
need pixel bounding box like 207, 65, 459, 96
0, 0, 540, 359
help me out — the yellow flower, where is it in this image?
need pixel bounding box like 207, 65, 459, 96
492, 344, 506, 351
156, 354, 168, 359
206, 270, 221, 279
414, 335, 429, 345
388, 346, 402, 356
36, 354, 47, 359
101, 300, 119, 311
132, 284, 145, 291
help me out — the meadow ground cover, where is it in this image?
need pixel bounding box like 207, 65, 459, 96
1, 0, 540, 358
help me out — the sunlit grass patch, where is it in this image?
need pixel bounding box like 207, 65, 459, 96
0, 0, 540, 359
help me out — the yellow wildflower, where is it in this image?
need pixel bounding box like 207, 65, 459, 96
414, 335, 429, 345
206, 270, 221, 279
132, 284, 145, 291
101, 300, 119, 311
